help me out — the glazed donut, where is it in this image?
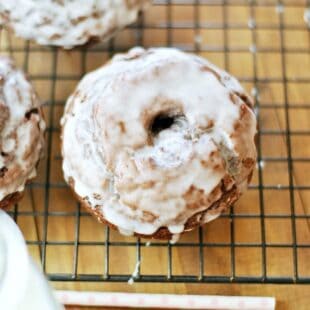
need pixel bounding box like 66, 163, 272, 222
0, 0, 150, 48
61, 47, 257, 239
0, 57, 45, 210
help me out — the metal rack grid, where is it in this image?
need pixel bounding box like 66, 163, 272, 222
1, 0, 310, 285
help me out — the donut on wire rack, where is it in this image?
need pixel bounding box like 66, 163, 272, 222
0, 57, 45, 210
61, 47, 257, 240
0, 0, 150, 49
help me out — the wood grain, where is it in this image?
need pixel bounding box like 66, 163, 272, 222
1, 2, 309, 310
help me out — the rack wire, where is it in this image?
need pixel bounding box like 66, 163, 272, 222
2, 0, 310, 285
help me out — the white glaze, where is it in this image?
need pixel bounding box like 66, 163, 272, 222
128, 260, 141, 285
169, 234, 180, 244
0, 0, 150, 48
0, 57, 45, 203
62, 47, 257, 237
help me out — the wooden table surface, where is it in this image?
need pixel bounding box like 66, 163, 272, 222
1, 2, 309, 310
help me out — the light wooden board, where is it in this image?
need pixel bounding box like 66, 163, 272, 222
1, 2, 309, 310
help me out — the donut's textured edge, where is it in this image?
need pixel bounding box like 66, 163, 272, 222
2, 20, 122, 50
0, 191, 23, 210
0, 155, 43, 210
67, 173, 243, 240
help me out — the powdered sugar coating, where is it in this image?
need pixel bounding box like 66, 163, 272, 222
61, 47, 257, 237
0, 57, 45, 204
0, 0, 150, 48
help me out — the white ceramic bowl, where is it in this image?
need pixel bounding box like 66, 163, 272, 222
0, 210, 63, 310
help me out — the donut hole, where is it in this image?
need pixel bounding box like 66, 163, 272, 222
150, 113, 186, 136
25, 108, 39, 120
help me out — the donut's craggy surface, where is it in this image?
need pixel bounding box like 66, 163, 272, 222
0, 0, 150, 48
0, 57, 45, 208
61, 47, 257, 239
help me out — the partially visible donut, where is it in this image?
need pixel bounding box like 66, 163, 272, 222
0, 0, 150, 48
61, 47, 257, 239
0, 57, 45, 209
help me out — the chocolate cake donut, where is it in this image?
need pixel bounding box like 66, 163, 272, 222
61, 47, 257, 239
0, 57, 45, 210
0, 0, 150, 49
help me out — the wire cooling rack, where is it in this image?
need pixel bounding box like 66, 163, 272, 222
1, 0, 310, 285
